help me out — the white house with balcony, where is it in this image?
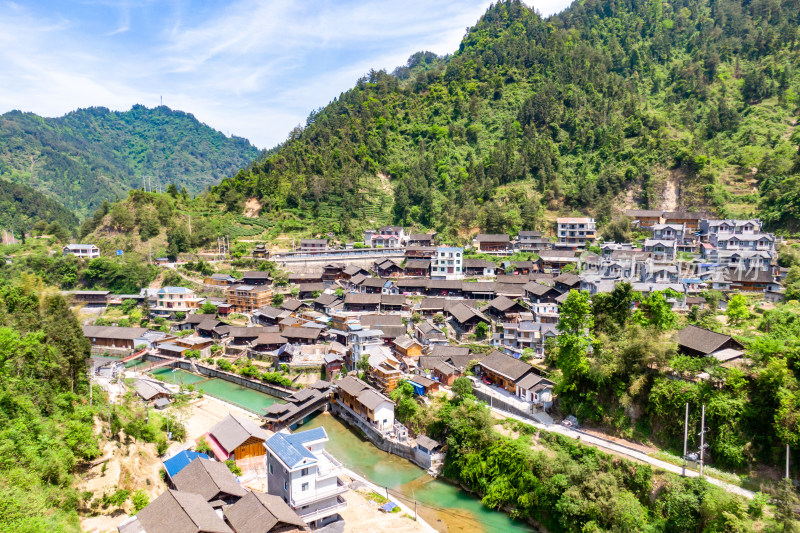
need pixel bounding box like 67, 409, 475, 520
347, 328, 384, 369
500, 321, 558, 359
63, 244, 100, 259
431, 246, 463, 280
153, 286, 203, 315
556, 217, 596, 248
265, 427, 348, 528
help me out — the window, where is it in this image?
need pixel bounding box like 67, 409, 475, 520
301, 468, 308, 476
284, 481, 288, 490
301, 482, 309, 491
269, 463, 273, 474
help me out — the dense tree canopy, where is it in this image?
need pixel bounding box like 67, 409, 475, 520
213, 0, 800, 239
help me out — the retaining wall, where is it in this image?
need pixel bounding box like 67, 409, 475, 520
330, 401, 440, 472
144, 354, 294, 399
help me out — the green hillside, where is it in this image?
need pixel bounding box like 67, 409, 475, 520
213, 0, 800, 239
0, 178, 79, 234
0, 105, 260, 216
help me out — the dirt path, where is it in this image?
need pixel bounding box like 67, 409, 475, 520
661, 176, 678, 212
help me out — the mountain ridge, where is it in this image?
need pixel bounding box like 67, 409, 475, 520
0, 105, 260, 217
210, 0, 800, 239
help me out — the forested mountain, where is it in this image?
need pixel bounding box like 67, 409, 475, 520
0, 178, 79, 233
0, 105, 260, 216
213, 0, 800, 238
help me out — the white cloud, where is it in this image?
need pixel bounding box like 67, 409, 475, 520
0, 0, 573, 149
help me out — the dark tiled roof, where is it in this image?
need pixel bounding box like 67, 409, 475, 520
209, 414, 269, 453
476, 234, 510, 242
83, 325, 149, 340
172, 458, 247, 501
360, 314, 404, 326
133, 490, 233, 533
223, 491, 306, 533
344, 293, 382, 305
677, 325, 742, 355
479, 350, 534, 382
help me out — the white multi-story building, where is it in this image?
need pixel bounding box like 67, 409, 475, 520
500, 321, 558, 358
153, 286, 203, 314
556, 218, 596, 248
431, 246, 463, 280
265, 427, 348, 528
63, 244, 100, 259
347, 328, 384, 368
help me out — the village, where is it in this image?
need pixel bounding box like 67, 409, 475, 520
71, 210, 784, 533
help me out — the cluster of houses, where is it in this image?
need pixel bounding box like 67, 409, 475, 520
103, 213, 777, 531
79, 212, 787, 425
119, 410, 344, 532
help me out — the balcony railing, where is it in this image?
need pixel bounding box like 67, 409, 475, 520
296, 495, 348, 521
289, 479, 349, 510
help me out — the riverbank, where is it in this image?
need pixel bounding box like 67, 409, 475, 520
139, 367, 531, 532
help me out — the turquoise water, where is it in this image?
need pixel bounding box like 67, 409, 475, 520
303, 414, 531, 533
150, 368, 282, 412
149, 368, 530, 532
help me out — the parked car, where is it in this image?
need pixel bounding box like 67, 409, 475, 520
561, 415, 579, 428
482, 375, 492, 385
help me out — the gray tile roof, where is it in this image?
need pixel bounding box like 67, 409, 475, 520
172, 458, 247, 501
132, 489, 233, 533
209, 414, 269, 453
223, 491, 306, 533
677, 325, 742, 355
479, 350, 534, 382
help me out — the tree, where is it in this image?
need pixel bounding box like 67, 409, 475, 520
109, 204, 136, 232
166, 183, 179, 198
773, 479, 799, 533
521, 347, 535, 361
271, 293, 285, 307
200, 302, 218, 314
557, 290, 593, 336
634, 291, 677, 331
785, 265, 800, 301
726, 294, 750, 326
290, 286, 300, 298
411, 312, 422, 324
475, 321, 490, 339
433, 313, 446, 325
592, 282, 634, 335
452, 376, 474, 400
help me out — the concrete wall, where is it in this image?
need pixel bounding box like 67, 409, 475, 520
144, 354, 293, 399
472, 388, 536, 422
330, 402, 439, 473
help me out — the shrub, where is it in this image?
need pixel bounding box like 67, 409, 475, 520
131, 490, 149, 513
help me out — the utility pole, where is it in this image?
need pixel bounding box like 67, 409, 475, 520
414, 499, 417, 521
188, 215, 192, 236
699, 404, 706, 477
682, 402, 689, 476
89, 365, 93, 406
787, 443, 791, 480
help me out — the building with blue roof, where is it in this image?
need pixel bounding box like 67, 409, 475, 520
265, 428, 347, 528
162, 450, 210, 480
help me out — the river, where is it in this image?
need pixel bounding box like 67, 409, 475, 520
150, 368, 532, 533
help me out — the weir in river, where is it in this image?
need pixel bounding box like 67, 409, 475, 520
151, 368, 532, 533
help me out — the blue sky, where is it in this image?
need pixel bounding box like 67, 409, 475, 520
0, 0, 572, 149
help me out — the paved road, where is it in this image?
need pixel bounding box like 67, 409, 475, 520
489, 405, 755, 499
